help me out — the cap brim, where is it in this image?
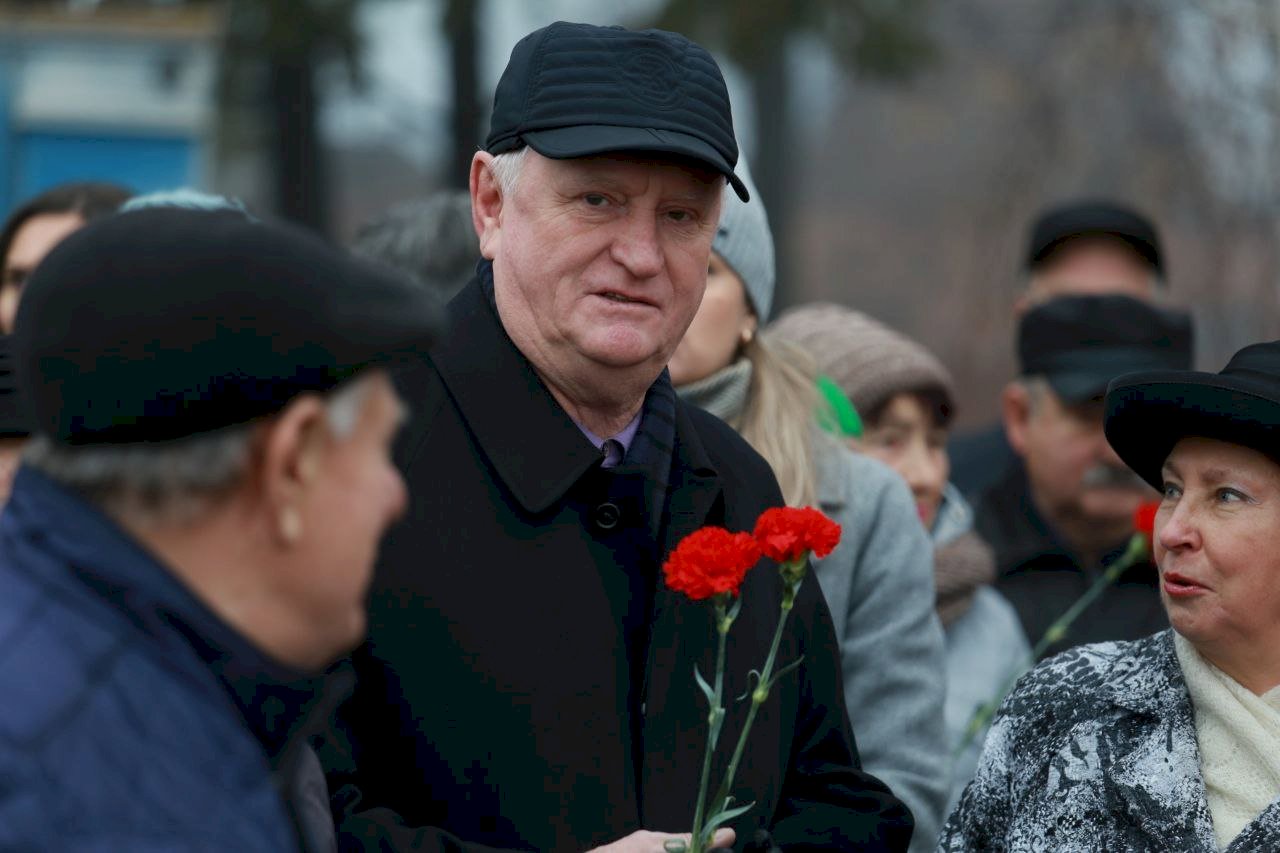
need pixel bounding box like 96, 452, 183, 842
523, 125, 749, 202
1045, 371, 1112, 404
1104, 370, 1280, 491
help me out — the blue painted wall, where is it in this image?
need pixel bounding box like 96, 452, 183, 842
13, 130, 196, 202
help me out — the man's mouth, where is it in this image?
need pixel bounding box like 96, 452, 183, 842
597, 290, 652, 307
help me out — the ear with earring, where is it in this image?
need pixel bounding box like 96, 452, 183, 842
740, 325, 756, 347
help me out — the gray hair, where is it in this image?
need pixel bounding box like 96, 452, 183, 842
488, 148, 528, 199
352, 191, 479, 302
1018, 375, 1054, 413
23, 373, 375, 526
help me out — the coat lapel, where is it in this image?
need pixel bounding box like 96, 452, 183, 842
1102, 632, 1218, 849
639, 403, 727, 829
430, 276, 602, 513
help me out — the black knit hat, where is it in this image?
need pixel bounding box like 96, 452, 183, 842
1026, 199, 1163, 277
484, 21, 747, 201
1106, 341, 1280, 492
1018, 294, 1194, 403
13, 208, 446, 444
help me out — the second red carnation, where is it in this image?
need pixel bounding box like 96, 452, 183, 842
754, 506, 842, 564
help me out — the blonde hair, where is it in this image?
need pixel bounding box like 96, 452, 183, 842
734, 334, 822, 508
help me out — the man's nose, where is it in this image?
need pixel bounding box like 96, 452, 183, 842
610, 213, 663, 278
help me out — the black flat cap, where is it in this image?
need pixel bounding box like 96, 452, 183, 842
485, 21, 748, 201
1018, 294, 1193, 403
1106, 340, 1280, 491
1027, 199, 1163, 276
13, 208, 446, 444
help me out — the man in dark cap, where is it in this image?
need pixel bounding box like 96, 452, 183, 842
951, 199, 1168, 498
974, 294, 1194, 657
325, 20, 911, 853
0, 208, 443, 850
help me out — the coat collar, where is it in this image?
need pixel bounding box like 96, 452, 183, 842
1, 467, 329, 764
430, 267, 605, 514
1097, 630, 1219, 848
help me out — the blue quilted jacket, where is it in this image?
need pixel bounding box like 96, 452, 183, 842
0, 467, 328, 851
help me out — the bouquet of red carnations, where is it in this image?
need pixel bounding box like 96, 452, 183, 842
661, 506, 841, 853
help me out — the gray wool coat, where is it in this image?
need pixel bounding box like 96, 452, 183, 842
813, 438, 950, 853
939, 629, 1280, 852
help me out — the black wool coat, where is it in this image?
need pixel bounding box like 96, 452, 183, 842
323, 275, 912, 852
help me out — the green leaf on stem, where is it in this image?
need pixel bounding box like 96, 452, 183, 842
694, 664, 715, 707
765, 654, 804, 690
702, 800, 756, 841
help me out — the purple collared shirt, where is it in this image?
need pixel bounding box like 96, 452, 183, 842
576, 412, 642, 469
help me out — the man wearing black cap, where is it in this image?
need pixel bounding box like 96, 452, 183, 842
951, 199, 1168, 498
0, 208, 442, 850
973, 294, 1194, 658
325, 20, 911, 853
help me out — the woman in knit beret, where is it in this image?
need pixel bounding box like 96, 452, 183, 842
668, 161, 950, 853
769, 303, 1030, 814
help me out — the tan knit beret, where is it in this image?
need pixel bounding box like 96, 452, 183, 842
768, 302, 955, 418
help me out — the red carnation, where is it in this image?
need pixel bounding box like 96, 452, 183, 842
663, 527, 762, 601
1134, 501, 1159, 553
753, 506, 842, 564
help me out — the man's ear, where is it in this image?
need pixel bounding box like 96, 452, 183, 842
257, 394, 328, 546
470, 151, 504, 260
1001, 381, 1032, 458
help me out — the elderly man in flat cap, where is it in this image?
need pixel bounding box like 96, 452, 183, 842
324, 20, 912, 853
977, 294, 1194, 658
0, 208, 442, 851
951, 199, 1167, 498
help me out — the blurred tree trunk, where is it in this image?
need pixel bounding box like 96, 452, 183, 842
217, 0, 364, 236
444, 0, 481, 189
267, 49, 327, 233
752, 40, 792, 304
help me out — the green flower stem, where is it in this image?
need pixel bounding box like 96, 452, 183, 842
705, 565, 803, 833
955, 532, 1148, 755
689, 595, 735, 853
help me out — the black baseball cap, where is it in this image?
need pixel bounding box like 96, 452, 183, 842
1026, 200, 1163, 277
13, 208, 446, 444
484, 21, 748, 201
1106, 340, 1280, 492
1018, 294, 1193, 403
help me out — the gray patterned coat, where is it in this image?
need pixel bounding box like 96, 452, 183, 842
939, 630, 1280, 852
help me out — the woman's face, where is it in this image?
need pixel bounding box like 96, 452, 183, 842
667, 251, 756, 387
1156, 436, 1280, 667
860, 392, 949, 529
1, 211, 85, 333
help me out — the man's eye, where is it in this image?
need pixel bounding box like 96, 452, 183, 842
667, 209, 691, 222
583, 193, 608, 207
1161, 482, 1182, 500
1217, 488, 1245, 503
